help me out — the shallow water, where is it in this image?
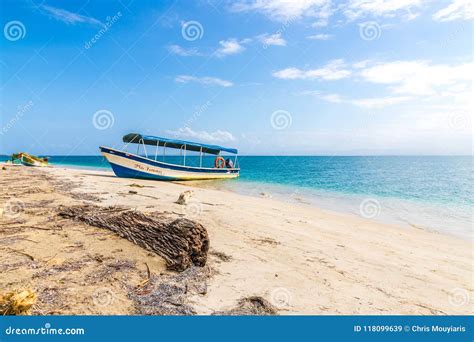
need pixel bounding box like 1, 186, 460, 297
2, 155, 472, 239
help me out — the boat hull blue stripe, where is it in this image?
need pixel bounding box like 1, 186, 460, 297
109, 162, 182, 181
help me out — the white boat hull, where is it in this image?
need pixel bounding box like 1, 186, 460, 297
100, 146, 239, 181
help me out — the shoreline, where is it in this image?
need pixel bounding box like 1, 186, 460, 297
0, 164, 472, 315
22, 162, 474, 241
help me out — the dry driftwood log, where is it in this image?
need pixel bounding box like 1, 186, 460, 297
58, 205, 209, 271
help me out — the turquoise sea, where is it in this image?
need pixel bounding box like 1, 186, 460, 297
1, 155, 472, 239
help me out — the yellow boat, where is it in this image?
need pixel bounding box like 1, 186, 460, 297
12, 153, 49, 167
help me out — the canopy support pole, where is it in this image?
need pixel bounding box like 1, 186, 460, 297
163, 143, 166, 161
154, 141, 159, 161
183, 145, 186, 166
124, 135, 139, 152
142, 139, 148, 158
199, 147, 202, 168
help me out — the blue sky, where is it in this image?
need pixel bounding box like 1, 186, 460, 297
0, 0, 472, 155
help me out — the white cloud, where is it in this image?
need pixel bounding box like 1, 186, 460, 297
342, 0, 423, 20
432, 0, 474, 22
230, 0, 332, 22
352, 59, 373, 69
306, 33, 332, 40
283, 59, 473, 101
167, 45, 202, 56
359, 60, 473, 95
274, 68, 304, 79
273, 59, 351, 80
319, 93, 343, 103
167, 127, 236, 143
301, 91, 412, 108
39, 5, 103, 27
216, 39, 245, 57
175, 75, 234, 87
296, 58, 472, 114
312, 19, 329, 27
230, 0, 471, 26
311, 1, 334, 27
299, 90, 342, 102
258, 33, 287, 46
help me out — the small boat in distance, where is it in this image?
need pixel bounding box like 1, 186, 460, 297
100, 133, 240, 181
12, 153, 49, 167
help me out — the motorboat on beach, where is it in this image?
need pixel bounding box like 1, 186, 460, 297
100, 133, 240, 181
12, 153, 49, 167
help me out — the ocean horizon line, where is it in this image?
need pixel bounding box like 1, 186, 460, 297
1, 154, 472, 157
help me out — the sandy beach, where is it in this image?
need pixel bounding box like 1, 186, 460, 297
0, 164, 472, 315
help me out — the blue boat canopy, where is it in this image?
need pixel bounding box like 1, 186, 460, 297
123, 133, 238, 155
